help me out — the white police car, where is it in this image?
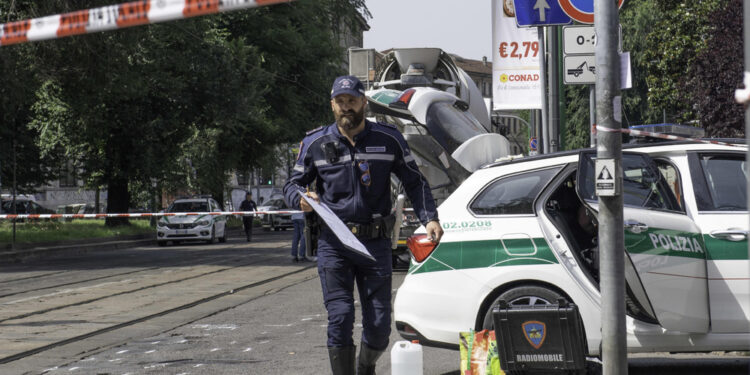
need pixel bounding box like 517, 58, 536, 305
156, 197, 227, 246
395, 141, 749, 355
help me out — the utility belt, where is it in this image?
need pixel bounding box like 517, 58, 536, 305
345, 215, 396, 240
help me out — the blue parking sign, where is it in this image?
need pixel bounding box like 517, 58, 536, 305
513, 0, 572, 27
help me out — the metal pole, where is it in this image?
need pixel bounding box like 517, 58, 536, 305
12, 136, 16, 248
744, 0, 750, 336
538, 27, 549, 154
590, 84, 597, 147
596, 0, 626, 374
548, 26, 560, 153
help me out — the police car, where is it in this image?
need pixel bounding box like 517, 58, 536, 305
156, 196, 227, 246
394, 141, 749, 355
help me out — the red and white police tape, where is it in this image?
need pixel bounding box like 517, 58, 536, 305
0, 210, 301, 220
593, 125, 745, 147
0, 0, 292, 47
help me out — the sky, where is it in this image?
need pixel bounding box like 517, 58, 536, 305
363, 0, 494, 62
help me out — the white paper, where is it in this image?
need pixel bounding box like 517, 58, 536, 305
298, 191, 374, 261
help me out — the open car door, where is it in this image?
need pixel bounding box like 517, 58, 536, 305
577, 151, 709, 333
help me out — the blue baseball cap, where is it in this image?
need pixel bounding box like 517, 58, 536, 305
330, 75, 365, 99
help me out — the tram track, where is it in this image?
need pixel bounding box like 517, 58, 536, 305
0, 264, 317, 365
0, 233, 317, 370
0, 252, 287, 323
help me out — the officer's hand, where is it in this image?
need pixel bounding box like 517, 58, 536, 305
425, 220, 443, 243
299, 191, 320, 212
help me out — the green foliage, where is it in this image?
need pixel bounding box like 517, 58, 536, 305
682, 0, 744, 137
0, 219, 153, 245
642, 0, 722, 124
0, 0, 368, 225
563, 85, 591, 150
563, 0, 742, 146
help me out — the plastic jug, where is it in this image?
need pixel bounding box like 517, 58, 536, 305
390, 340, 423, 375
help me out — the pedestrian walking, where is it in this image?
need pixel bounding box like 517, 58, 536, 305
239, 192, 257, 242
283, 75, 443, 375
291, 211, 306, 262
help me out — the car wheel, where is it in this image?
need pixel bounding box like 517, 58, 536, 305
481, 286, 565, 330
157, 241, 167, 247
218, 228, 227, 243
206, 226, 215, 244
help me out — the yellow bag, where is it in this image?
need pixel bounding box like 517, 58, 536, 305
459, 329, 504, 375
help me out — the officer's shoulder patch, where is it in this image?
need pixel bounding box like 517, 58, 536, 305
306, 126, 324, 136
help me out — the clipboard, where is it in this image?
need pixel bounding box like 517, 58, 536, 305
298, 191, 375, 261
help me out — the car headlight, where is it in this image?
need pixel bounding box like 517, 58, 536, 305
196, 220, 210, 227
157, 221, 167, 228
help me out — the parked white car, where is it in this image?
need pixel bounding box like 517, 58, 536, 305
156, 196, 227, 246
395, 141, 749, 356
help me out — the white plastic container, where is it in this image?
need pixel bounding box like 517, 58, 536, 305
390, 340, 423, 375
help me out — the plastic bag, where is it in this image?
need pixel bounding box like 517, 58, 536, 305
459, 329, 504, 375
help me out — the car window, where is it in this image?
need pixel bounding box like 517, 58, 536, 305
697, 155, 747, 211
654, 159, 683, 209
169, 201, 208, 212
579, 153, 681, 211
268, 199, 286, 209
470, 167, 560, 215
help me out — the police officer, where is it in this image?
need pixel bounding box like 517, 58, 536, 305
283, 76, 443, 375
239, 192, 257, 242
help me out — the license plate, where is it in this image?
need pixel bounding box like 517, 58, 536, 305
177, 230, 188, 235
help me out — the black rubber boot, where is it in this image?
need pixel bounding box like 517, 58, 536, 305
328, 346, 356, 375
356, 341, 384, 375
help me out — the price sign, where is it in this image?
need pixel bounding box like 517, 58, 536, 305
498, 41, 539, 60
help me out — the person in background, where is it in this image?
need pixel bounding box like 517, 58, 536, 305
283, 75, 442, 375
239, 192, 257, 242
290, 210, 306, 262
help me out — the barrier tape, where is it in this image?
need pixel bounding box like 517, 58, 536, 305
0, 210, 302, 220
593, 125, 745, 148
0, 0, 292, 47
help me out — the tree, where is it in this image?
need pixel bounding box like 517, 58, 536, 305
0, 2, 58, 194
9, 0, 369, 225
682, 0, 744, 137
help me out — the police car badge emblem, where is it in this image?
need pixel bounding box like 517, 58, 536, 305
522, 320, 546, 349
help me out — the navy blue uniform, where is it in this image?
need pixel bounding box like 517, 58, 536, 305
283, 119, 438, 350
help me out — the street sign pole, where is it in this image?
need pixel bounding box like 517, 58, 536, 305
548, 25, 560, 153
744, 0, 750, 325
589, 85, 596, 147
538, 27, 549, 154
595, 0, 626, 374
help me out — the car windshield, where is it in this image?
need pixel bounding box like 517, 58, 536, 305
168, 201, 208, 213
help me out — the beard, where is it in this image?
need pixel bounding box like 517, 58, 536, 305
335, 107, 365, 130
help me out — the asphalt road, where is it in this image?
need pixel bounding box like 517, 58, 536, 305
0, 230, 747, 375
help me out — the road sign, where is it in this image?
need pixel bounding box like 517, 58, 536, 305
513, 0, 571, 27
563, 25, 623, 55
558, 0, 624, 24
563, 25, 595, 55
529, 137, 538, 151
564, 55, 596, 84
595, 158, 617, 196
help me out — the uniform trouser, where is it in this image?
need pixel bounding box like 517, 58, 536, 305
317, 230, 392, 350
242, 217, 253, 239
291, 219, 306, 258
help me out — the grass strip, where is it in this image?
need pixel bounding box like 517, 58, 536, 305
0, 219, 154, 245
